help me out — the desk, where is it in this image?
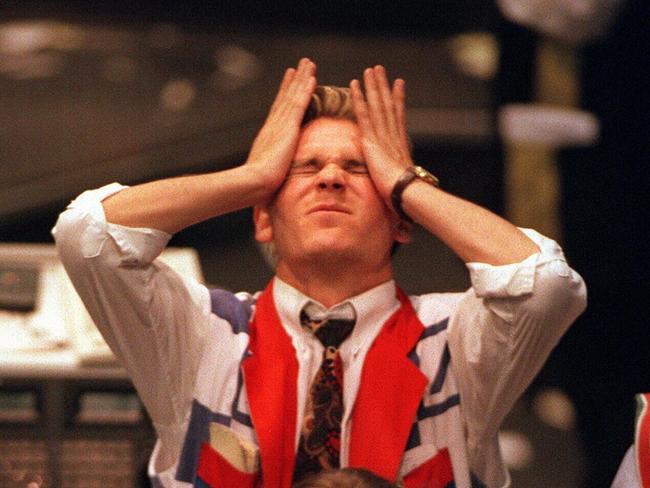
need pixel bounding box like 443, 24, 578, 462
1, 350, 153, 488
0, 243, 202, 488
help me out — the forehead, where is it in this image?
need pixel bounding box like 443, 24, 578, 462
295, 117, 362, 160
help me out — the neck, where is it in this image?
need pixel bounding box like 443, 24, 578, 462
276, 256, 394, 308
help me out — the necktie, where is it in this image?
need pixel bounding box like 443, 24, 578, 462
293, 302, 356, 482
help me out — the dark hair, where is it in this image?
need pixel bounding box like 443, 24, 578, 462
292, 468, 399, 488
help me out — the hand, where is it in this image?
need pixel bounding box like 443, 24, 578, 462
350, 66, 414, 208
245, 58, 317, 202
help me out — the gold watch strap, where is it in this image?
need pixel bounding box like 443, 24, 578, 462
390, 166, 439, 222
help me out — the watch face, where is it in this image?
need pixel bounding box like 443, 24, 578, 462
413, 166, 439, 186
414, 166, 428, 178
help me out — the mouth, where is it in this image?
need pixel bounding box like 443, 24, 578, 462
308, 204, 351, 214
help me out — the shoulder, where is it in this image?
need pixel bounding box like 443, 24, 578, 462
409, 291, 466, 326
206, 288, 260, 335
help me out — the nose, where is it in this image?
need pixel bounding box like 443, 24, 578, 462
315, 163, 345, 191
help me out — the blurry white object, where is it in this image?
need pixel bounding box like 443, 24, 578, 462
448, 32, 499, 81
497, 0, 625, 44
0, 246, 68, 352
0, 243, 202, 366
498, 430, 535, 470
533, 387, 577, 431
498, 103, 600, 148
160, 78, 196, 112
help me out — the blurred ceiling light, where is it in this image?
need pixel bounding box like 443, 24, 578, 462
533, 387, 576, 431
147, 23, 183, 50
0, 52, 65, 79
0, 21, 84, 54
448, 32, 499, 81
212, 45, 262, 90
498, 430, 535, 470
499, 104, 600, 148
497, 0, 624, 44
100, 56, 138, 84
160, 79, 196, 111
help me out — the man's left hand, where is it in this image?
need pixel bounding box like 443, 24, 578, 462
350, 66, 414, 210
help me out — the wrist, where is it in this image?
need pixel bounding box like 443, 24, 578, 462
229, 165, 278, 205
390, 166, 440, 222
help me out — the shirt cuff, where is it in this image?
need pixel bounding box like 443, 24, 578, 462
65, 182, 172, 265
66, 182, 129, 209
466, 228, 565, 298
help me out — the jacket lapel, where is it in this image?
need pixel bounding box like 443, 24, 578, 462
348, 288, 428, 481
241, 281, 298, 488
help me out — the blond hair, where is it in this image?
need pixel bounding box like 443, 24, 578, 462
302, 85, 356, 126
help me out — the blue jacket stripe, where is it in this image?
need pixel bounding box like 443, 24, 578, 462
176, 399, 232, 483
231, 367, 253, 427
417, 394, 460, 420
429, 343, 451, 395
422, 317, 449, 339
209, 289, 253, 334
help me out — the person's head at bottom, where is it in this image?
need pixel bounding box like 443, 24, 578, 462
292, 467, 399, 488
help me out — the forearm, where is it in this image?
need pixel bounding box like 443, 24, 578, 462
401, 179, 539, 265
102, 165, 270, 234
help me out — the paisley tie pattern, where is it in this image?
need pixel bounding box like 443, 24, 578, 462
293, 303, 356, 483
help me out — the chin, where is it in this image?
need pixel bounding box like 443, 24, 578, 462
303, 236, 358, 260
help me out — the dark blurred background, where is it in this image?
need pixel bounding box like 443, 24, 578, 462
1, 1, 648, 487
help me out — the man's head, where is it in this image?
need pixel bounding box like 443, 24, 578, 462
254, 85, 411, 273
292, 467, 398, 488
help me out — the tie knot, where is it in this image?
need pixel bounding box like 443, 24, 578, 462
300, 302, 356, 348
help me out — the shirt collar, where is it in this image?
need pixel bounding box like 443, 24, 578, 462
272, 276, 400, 344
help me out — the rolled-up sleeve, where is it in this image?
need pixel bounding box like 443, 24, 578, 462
52, 183, 211, 431
448, 228, 587, 457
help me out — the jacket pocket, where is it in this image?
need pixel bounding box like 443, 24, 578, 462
401, 448, 454, 488
194, 442, 261, 488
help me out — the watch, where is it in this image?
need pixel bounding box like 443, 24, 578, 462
390, 165, 439, 222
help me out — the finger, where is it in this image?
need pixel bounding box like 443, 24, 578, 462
278, 58, 316, 119
392, 78, 410, 150
268, 67, 296, 116
350, 78, 373, 137
267, 58, 316, 126
271, 58, 310, 114
363, 67, 389, 136
285, 58, 314, 96
375, 65, 399, 139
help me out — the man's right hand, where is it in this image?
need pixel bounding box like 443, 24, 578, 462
245, 58, 317, 203
101, 59, 316, 234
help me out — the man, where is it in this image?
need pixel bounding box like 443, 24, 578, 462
54, 59, 586, 487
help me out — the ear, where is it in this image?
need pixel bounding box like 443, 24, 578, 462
253, 205, 273, 243
393, 219, 413, 244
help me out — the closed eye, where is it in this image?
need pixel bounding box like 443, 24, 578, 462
288, 159, 369, 176
289, 159, 320, 175
344, 160, 369, 175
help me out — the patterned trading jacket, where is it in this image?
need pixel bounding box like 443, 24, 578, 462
53, 183, 587, 488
